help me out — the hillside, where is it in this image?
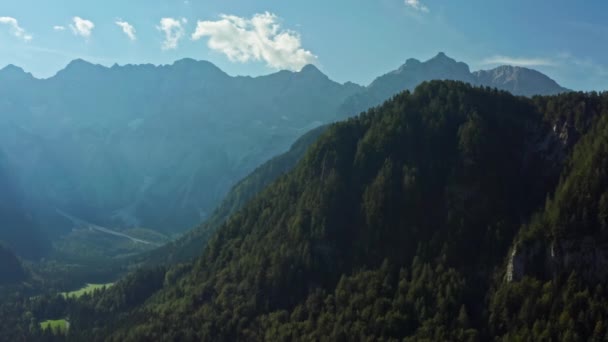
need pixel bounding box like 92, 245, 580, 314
45, 81, 607, 341
490, 97, 608, 340
138, 125, 328, 266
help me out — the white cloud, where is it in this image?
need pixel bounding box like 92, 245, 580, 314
191, 12, 317, 71
53, 25, 66, 31
0, 17, 32, 41
481, 55, 557, 67
70, 17, 95, 38
405, 0, 429, 13
157, 17, 186, 50
116, 20, 136, 41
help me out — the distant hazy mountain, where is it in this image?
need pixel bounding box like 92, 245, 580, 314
0, 60, 363, 235
473, 65, 569, 96
339, 52, 569, 117
0, 151, 50, 259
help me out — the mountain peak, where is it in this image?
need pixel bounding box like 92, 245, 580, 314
0, 64, 34, 81
169, 58, 228, 77
56, 59, 107, 78
473, 65, 569, 96
428, 52, 457, 64
66, 58, 99, 69
172, 58, 218, 69
299, 64, 325, 76
405, 58, 421, 66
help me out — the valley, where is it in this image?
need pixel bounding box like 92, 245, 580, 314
0, 51, 605, 341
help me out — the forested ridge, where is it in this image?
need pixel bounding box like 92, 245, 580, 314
3, 81, 608, 341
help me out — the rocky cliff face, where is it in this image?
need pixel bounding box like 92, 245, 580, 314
506, 237, 608, 283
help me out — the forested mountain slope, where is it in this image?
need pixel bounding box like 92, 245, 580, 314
490, 104, 608, 340
47, 81, 608, 342
135, 55, 572, 266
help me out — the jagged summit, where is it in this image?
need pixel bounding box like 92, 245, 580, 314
296, 64, 329, 81
0, 64, 34, 81
429, 51, 452, 62
299, 64, 322, 74
54, 59, 107, 79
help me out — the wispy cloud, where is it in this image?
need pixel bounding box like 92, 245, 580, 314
157, 17, 186, 50
191, 12, 317, 71
405, 0, 429, 13
115, 20, 136, 41
70, 17, 95, 39
0, 17, 32, 42
481, 55, 557, 67
53, 25, 66, 31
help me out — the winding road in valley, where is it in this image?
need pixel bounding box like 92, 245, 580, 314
56, 209, 160, 246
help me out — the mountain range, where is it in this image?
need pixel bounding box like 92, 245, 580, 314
0, 53, 569, 259
0, 47, 606, 339
338, 52, 568, 117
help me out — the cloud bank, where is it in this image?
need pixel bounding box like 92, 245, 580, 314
0, 17, 32, 41
158, 17, 186, 50
191, 12, 317, 71
70, 17, 95, 38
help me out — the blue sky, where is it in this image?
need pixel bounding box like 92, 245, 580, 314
0, 0, 606, 90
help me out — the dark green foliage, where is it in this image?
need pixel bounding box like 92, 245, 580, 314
2, 81, 608, 341
490, 274, 608, 341
520, 99, 608, 242
80, 81, 562, 340
488, 99, 608, 340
